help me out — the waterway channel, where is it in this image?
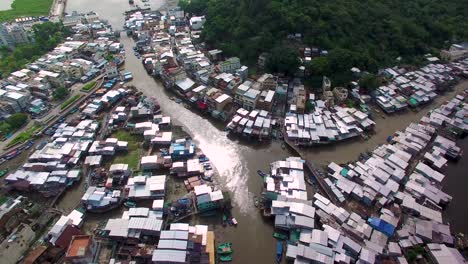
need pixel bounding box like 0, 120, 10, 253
59, 1, 468, 263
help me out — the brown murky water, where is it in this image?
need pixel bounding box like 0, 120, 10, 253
58, 1, 468, 263
443, 139, 468, 234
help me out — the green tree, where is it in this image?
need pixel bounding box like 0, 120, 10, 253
0, 122, 12, 136
179, 0, 208, 15
6, 113, 28, 130
307, 57, 330, 76
359, 73, 382, 92
53, 87, 70, 101
266, 44, 300, 76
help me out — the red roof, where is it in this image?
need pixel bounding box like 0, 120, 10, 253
55, 225, 84, 249
23, 245, 47, 264
197, 101, 208, 110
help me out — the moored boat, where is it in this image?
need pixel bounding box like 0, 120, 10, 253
0, 168, 9, 177
257, 170, 267, 177
273, 232, 288, 240
219, 255, 232, 262
276, 240, 283, 263
231, 217, 238, 226
217, 242, 233, 255
124, 201, 136, 208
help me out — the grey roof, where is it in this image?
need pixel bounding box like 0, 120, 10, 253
157, 239, 188, 250
159, 230, 189, 240
152, 249, 187, 263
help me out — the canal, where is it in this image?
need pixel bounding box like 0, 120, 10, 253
61, 1, 468, 263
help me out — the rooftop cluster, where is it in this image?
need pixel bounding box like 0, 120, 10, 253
377, 59, 468, 113
4, 120, 99, 196
1, 15, 124, 119
127, 10, 287, 135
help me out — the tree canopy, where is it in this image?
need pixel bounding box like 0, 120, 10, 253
53, 87, 70, 101
181, 0, 468, 78
267, 44, 300, 76
0, 113, 28, 137
359, 73, 383, 93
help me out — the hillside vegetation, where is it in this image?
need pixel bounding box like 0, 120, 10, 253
180, 0, 468, 79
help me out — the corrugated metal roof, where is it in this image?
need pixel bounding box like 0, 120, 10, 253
157, 239, 188, 250
152, 249, 187, 263
160, 230, 189, 240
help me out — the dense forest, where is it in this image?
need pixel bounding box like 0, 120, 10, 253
180, 0, 468, 80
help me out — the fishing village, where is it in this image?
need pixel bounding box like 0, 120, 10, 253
0, 0, 467, 264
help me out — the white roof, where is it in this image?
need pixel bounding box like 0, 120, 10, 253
215, 93, 231, 103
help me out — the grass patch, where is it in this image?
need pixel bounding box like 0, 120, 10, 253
7, 125, 41, 147
111, 130, 142, 170
0, 0, 53, 22
82, 81, 97, 92
61, 94, 81, 110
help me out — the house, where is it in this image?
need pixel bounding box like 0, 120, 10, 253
234, 81, 252, 105
103, 208, 163, 240
189, 16, 206, 30
4, 91, 29, 112
65, 235, 97, 264
205, 88, 232, 112
333, 87, 348, 103
175, 78, 195, 94
141, 155, 163, 170
105, 62, 119, 79
169, 139, 196, 160
152, 224, 214, 264
218, 57, 241, 73
440, 42, 468, 61
0, 223, 36, 264
242, 89, 260, 111
257, 73, 277, 90
170, 159, 204, 178
126, 175, 166, 200
257, 90, 275, 111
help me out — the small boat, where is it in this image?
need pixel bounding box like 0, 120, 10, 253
0, 168, 9, 177
219, 255, 233, 262
254, 197, 260, 208
217, 242, 233, 254
231, 217, 238, 226
276, 241, 283, 263
257, 170, 267, 177
124, 201, 136, 208
273, 232, 288, 240
222, 214, 228, 227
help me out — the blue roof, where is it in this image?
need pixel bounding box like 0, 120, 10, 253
368, 217, 395, 237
